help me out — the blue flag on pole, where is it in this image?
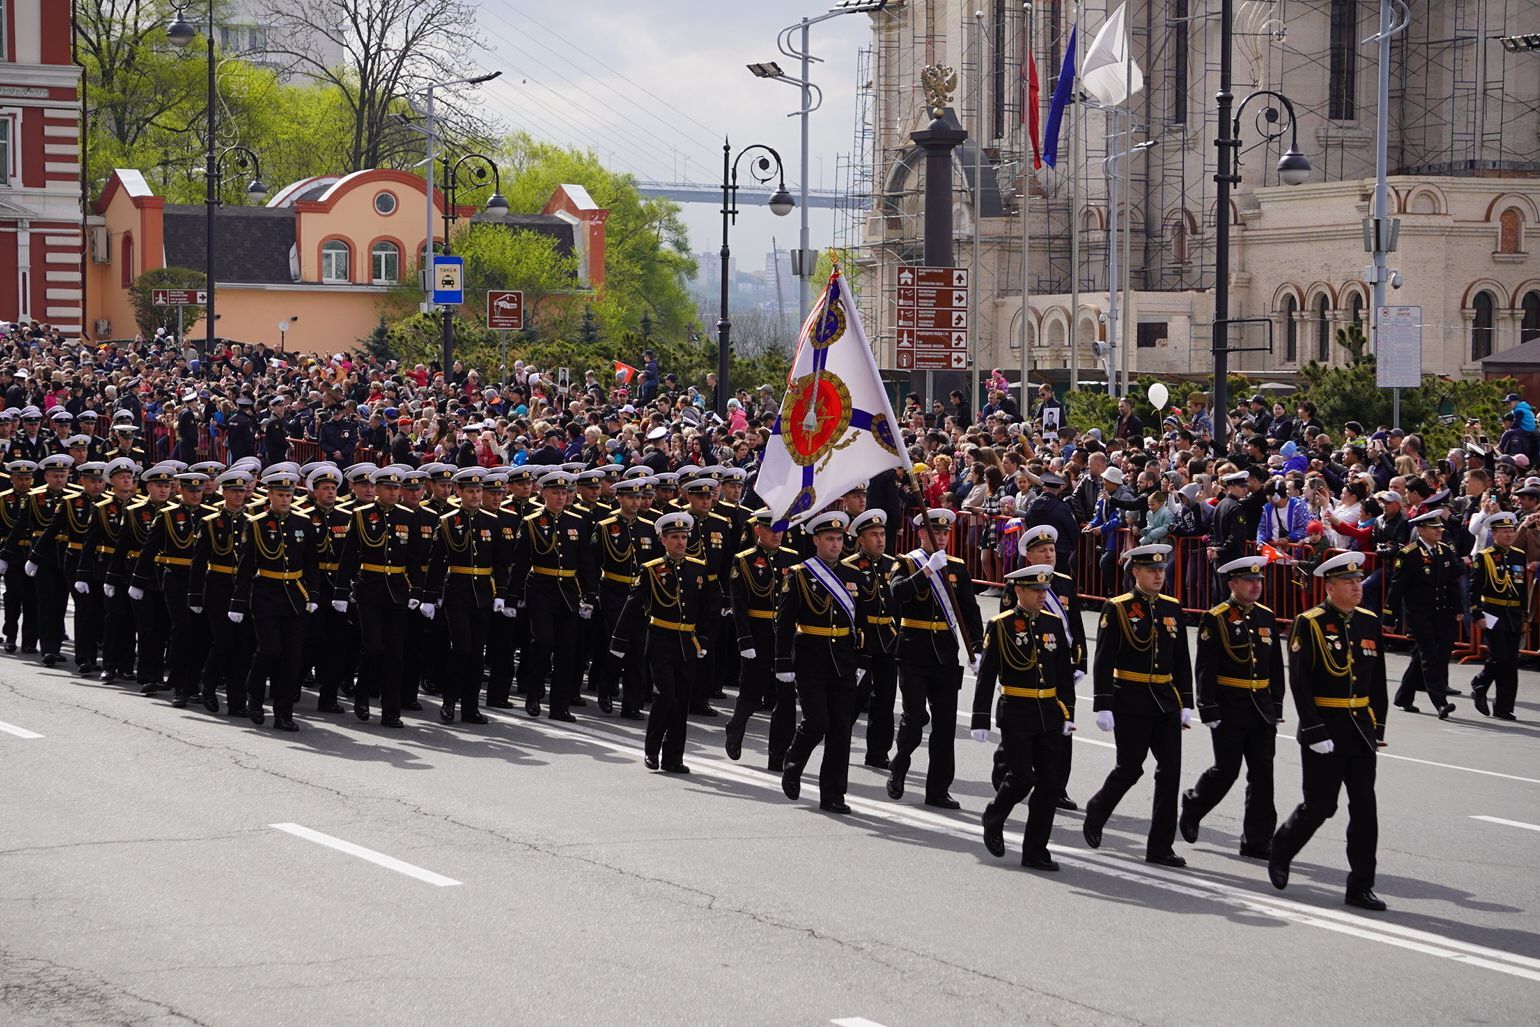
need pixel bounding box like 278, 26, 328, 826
1042, 25, 1077, 169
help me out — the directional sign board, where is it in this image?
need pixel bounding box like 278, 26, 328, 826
487, 290, 524, 330
1376, 305, 1422, 388
894, 265, 968, 370
152, 289, 207, 306
432, 256, 464, 306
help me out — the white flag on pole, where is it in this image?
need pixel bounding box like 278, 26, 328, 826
1081, 2, 1144, 106
756, 267, 908, 529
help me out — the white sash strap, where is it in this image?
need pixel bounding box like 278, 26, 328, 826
906, 548, 967, 653
1044, 587, 1074, 646
804, 556, 856, 625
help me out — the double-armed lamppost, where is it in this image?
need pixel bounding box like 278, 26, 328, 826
167, 6, 267, 368
1211, 0, 1311, 450
436, 153, 508, 373
718, 141, 794, 415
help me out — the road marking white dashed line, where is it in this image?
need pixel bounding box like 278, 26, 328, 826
1470, 815, 1540, 833
831, 1018, 890, 1027
0, 719, 43, 739
269, 823, 461, 887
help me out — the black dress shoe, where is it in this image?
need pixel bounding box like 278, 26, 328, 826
486, 700, 514, 709
597, 698, 614, 715
77, 663, 99, 676
354, 703, 370, 723
548, 711, 576, 723
1345, 889, 1387, 912
643, 754, 660, 771
249, 707, 265, 726
924, 795, 962, 811
462, 712, 489, 725
170, 695, 188, 708
725, 734, 742, 761
380, 717, 405, 729
767, 758, 783, 773
1445, 687, 1463, 697
100, 670, 117, 683
690, 702, 720, 717
1023, 855, 1061, 872
1268, 854, 1290, 890
525, 698, 541, 718
1496, 712, 1518, 721
1179, 791, 1200, 844
19, 644, 36, 654
619, 708, 644, 721
439, 704, 455, 724
569, 696, 587, 708
885, 771, 905, 801
1146, 852, 1188, 869
422, 684, 441, 696
1473, 687, 1491, 717
41, 653, 59, 667
402, 702, 423, 712
275, 717, 299, 732
202, 692, 219, 713
139, 683, 166, 695
819, 800, 852, 815
3, 641, 15, 654
782, 763, 802, 800
983, 822, 1005, 858
662, 762, 690, 774
227, 704, 247, 718
317, 702, 346, 714
1238, 842, 1272, 860
1437, 703, 1455, 720
1395, 703, 1421, 714
863, 755, 890, 770
1082, 818, 1104, 849
1056, 795, 1079, 812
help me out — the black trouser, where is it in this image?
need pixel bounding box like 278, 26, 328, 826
425, 613, 451, 695
163, 581, 207, 699
1086, 711, 1182, 858
132, 589, 169, 684
402, 610, 429, 706
785, 671, 857, 804
1395, 616, 1455, 709
446, 602, 492, 719
247, 612, 305, 718
203, 597, 251, 709
855, 653, 899, 762
72, 577, 103, 667
1474, 627, 1520, 718
309, 602, 350, 707
358, 598, 409, 720
485, 609, 515, 706
645, 646, 695, 765
616, 619, 648, 713
34, 562, 68, 657
985, 700, 1066, 860
587, 601, 625, 705
709, 616, 737, 699
4, 561, 36, 648
1185, 714, 1277, 850
891, 662, 961, 801
527, 606, 578, 717
101, 583, 135, 674
725, 649, 797, 762
1272, 742, 1378, 894
992, 711, 1074, 799
572, 606, 601, 702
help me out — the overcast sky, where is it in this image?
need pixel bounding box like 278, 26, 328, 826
471, 0, 874, 283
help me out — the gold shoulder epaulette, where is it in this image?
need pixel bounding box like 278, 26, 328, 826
1208, 600, 1232, 617
1300, 606, 1325, 620
1256, 602, 1275, 614
598, 516, 619, 528
1159, 593, 1181, 604
736, 546, 759, 561
643, 557, 665, 570
685, 556, 707, 566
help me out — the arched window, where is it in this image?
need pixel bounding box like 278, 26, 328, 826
1283, 295, 1298, 363
1350, 292, 1364, 327
1499, 208, 1524, 254
1522, 290, 1540, 345
120, 232, 135, 289
1316, 295, 1331, 362
1472, 290, 1496, 360
370, 241, 401, 284
321, 240, 351, 283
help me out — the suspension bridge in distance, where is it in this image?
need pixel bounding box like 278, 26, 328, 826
634, 180, 849, 209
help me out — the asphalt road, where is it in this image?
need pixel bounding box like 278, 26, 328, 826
2, 614, 1537, 1027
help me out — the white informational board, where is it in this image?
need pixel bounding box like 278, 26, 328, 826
1376, 305, 1423, 389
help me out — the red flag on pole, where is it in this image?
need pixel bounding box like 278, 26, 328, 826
614, 360, 638, 385
1022, 53, 1043, 169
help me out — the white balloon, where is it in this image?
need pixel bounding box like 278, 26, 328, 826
1148, 382, 1169, 411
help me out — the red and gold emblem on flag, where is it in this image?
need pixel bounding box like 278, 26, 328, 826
782, 372, 853, 469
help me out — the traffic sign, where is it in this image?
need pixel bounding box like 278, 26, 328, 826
432, 256, 464, 306
152, 288, 207, 306
487, 290, 524, 330
895, 264, 968, 370
1376, 305, 1422, 388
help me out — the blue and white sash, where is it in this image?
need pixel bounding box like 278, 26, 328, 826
804, 556, 856, 626
906, 548, 968, 654
1044, 587, 1074, 646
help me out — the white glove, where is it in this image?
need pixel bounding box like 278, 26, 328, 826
0, 559, 8, 574
408, 598, 420, 610
228, 611, 244, 624
1482, 612, 1499, 629
493, 597, 507, 615
578, 601, 593, 620
697, 648, 708, 660
1309, 739, 1335, 755
128, 586, 144, 602
1095, 710, 1115, 732
419, 602, 436, 620
305, 602, 317, 614
103, 583, 115, 598
856, 668, 868, 687
968, 654, 981, 675
23, 560, 36, 578
1205, 719, 1221, 730
776, 672, 795, 683
1073, 669, 1086, 684
73, 580, 88, 595
1062, 720, 1076, 736
1180, 708, 1193, 728
925, 549, 948, 572
970, 728, 989, 743
500, 603, 516, 618
331, 599, 348, 613
740, 647, 757, 659
188, 605, 202, 614
609, 648, 624, 659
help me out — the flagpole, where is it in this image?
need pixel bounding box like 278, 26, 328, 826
1068, 2, 1082, 400
1120, 11, 1134, 398
1020, 1, 1034, 399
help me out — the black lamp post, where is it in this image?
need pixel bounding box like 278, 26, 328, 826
1212, 0, 1311, 452
718, 140, 794, 416
167, 5, 267, 371
437, 153, 508, 375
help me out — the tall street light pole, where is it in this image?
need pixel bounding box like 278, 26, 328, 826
437, 153, 508, 375
1211, 0, 1312, 452
1365, 0, 1410, 425
719, 140, 795, 416
166, 6, 267, 371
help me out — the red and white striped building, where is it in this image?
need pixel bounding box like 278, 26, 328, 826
0, 0, 84, 332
